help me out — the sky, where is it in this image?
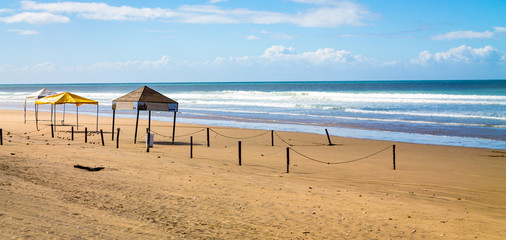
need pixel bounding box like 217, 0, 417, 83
0, 0, 505, 84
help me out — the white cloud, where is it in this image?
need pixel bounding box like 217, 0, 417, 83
246, 35, 260, 40
257, 30, 294, 39
21, 62, 57, 72
296, 2, 374, 27
291, 0, 335, 4
431, 27, 506, 41
494, 26, 506, 33
0, 12, 69, 24
272, 33, 294, 39
91, 56, 172, 70
412, 45, 502, 65
208, 0, 227, 3
19, 0, 374, 27
260, 45, 369, 65
7, 29, 39, 35
431, 30, 494, 41
21, 1, 175, 21
261, 45, 297, 58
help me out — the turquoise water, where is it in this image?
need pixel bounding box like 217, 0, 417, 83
1, 80, 505, 149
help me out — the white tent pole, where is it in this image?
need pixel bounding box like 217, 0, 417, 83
35, 104, 39, 130
34, 101, 37, 124
96, 104, 99, 132
63, 104, 65, 125
76, 105, 79, 130
111, 108, 116, 141
24, 99, 27, 123
54, 104, 57, 132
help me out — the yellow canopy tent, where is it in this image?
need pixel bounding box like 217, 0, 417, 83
35, 92, 99, 131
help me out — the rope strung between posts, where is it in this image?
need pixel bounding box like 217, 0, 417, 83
150, 128, 205, 139
25, 125, 51, 134
173, 128, 205, 139
289, 145, 393, 165
209, 128, 270, 140
273, 131, 293, 146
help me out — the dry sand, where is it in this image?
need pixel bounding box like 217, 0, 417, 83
1, 109, 505, 239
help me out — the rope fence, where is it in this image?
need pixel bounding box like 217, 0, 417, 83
289, 145, 393, 165
2, 125, 398, 172
209, 128, 270, 140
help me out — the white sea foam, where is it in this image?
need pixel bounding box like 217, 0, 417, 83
344, 109, 506, 121
181, 107, 506, 128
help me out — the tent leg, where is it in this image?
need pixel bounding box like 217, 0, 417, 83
35, 104, 39, 130
96, 105, 99, 132
51, 104, 53, 124
54, 105, 57, 132
34, 102, 37, 125
24, 100, 27, 124
134, 109, 140, 144
76, 106, 79, 130
112, 109, 115, 140
63, 104, 65, 125
172, 112, 176, 144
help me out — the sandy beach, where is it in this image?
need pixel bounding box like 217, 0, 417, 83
1, 109, 505, 239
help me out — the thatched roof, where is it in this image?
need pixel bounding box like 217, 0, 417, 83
113, 86, 178, 104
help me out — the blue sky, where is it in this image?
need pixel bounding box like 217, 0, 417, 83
0, 0, 505, 83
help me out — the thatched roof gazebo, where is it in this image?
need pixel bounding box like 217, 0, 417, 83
112, 86, 178, 143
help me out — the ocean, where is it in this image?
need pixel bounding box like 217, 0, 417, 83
0, 80, 505, 149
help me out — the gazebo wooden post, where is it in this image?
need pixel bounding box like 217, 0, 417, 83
134, 108, 140, 144
111, 108, 115, 140
172, 112, 176, 144
148, 110, 151, 132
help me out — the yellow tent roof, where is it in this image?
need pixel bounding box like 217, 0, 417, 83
35, 92, 98, 106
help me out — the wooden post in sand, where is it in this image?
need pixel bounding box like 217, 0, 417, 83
325, 129, 334, 146
116, 128, 120, 148
392, 145, 396, 170
134, 109, 140, 144
146, 128, 150, 153
71, 126, 74, 141
238, 141, 242, 166
100, 129, 104, 146
286, 147, 290, 173
271, 130, 274, 146
85, 127, 88, 143
190, 136, 193, 158
207, 128, 210, 147
0, 129, 3, 145
51, 124, 54, 138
